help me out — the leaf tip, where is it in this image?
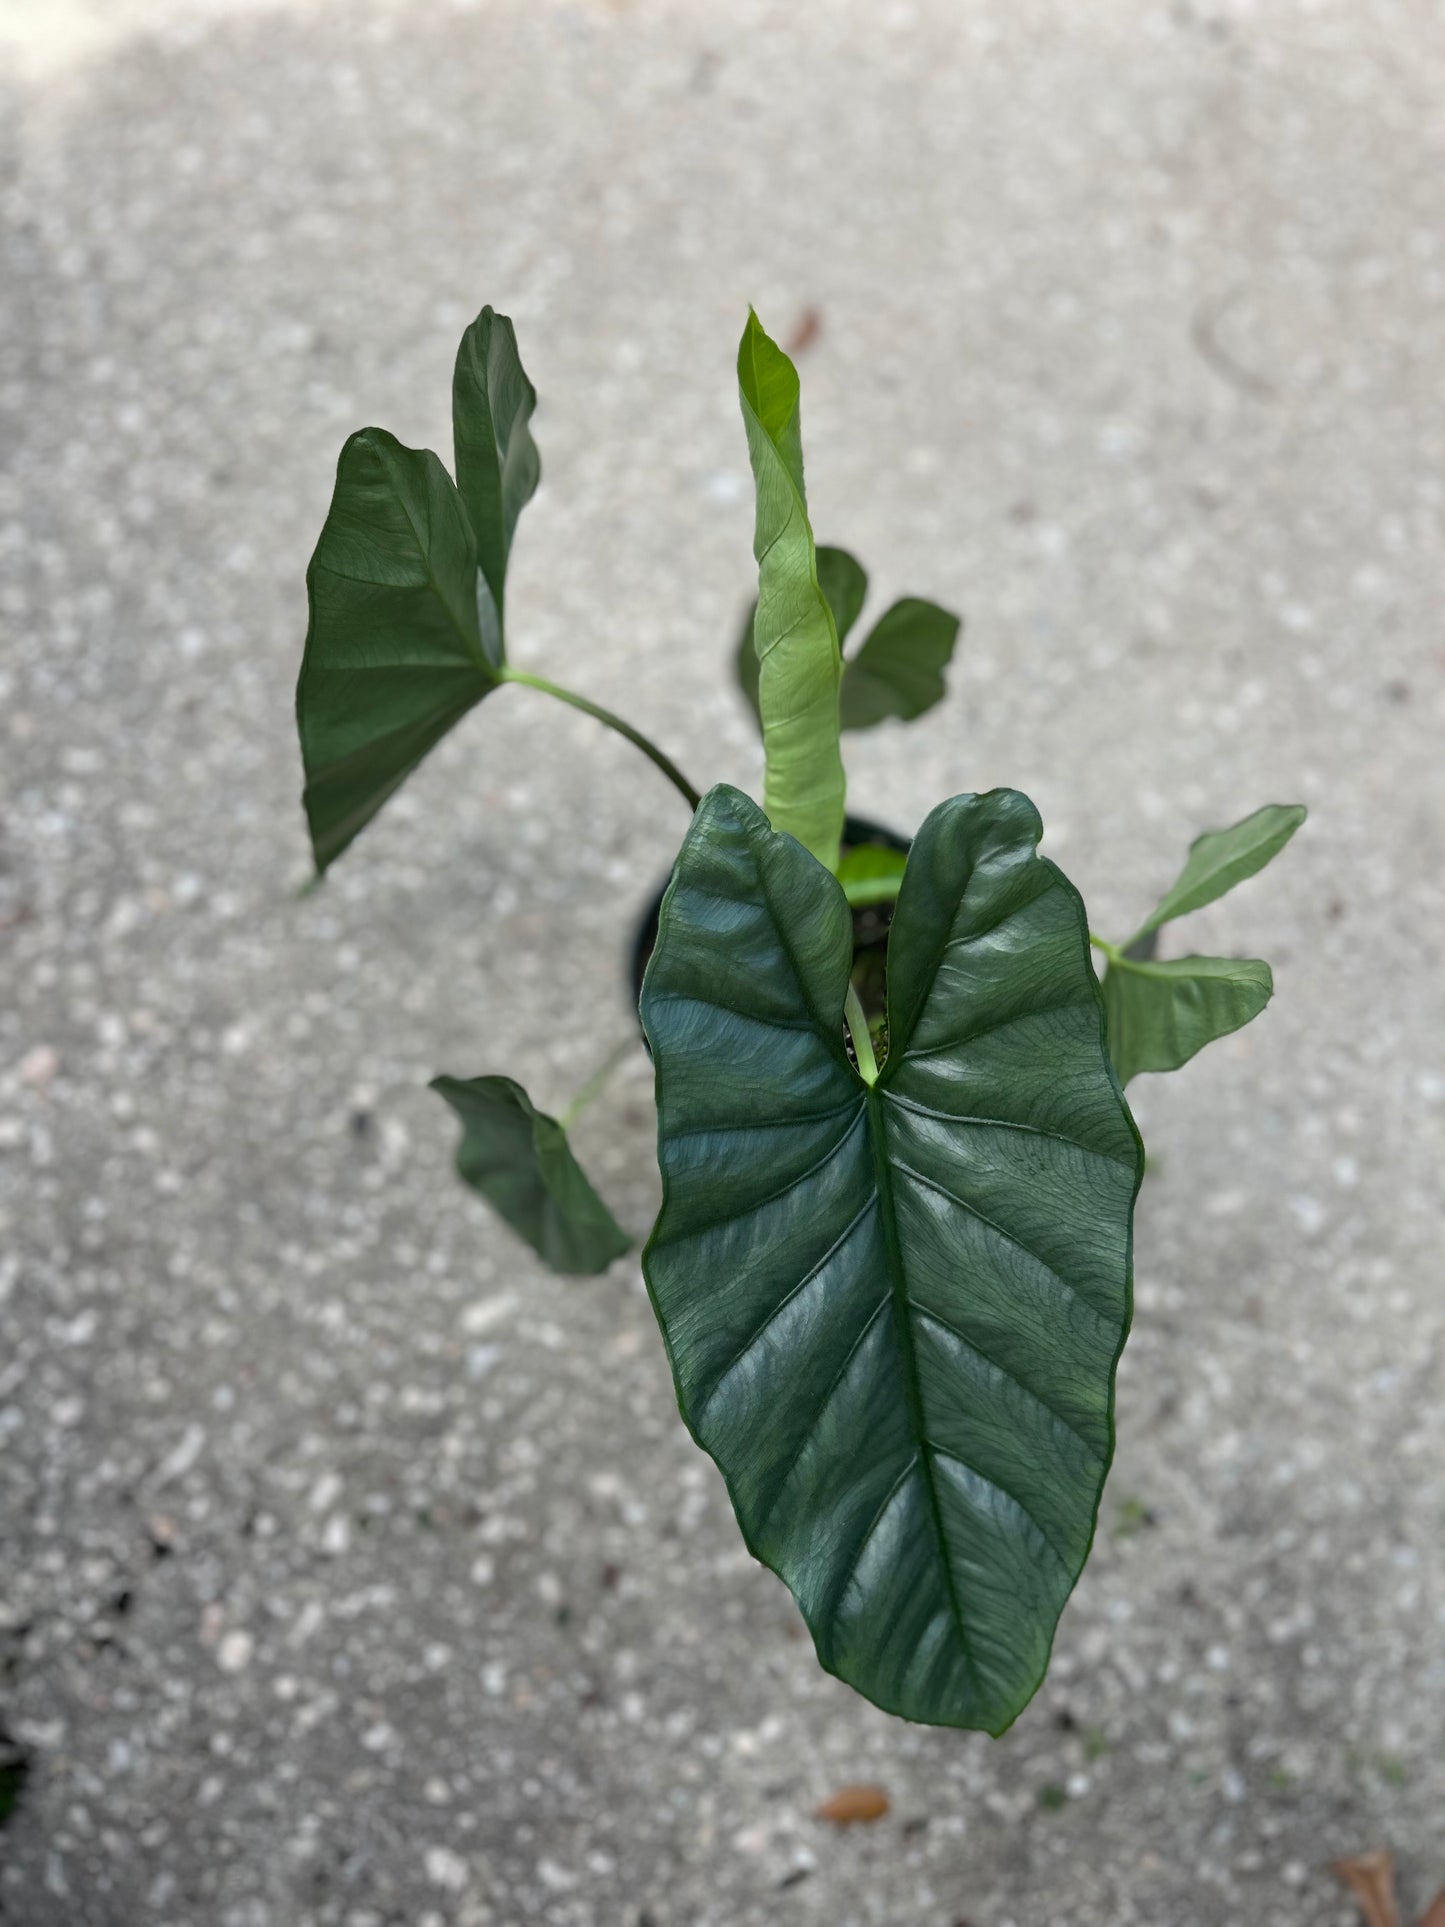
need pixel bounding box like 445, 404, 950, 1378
737, 307, 799, 424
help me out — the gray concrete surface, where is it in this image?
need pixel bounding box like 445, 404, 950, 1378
2, 1, 1443, 1921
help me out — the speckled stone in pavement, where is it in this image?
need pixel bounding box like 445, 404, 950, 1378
1, 2, 1443, 1923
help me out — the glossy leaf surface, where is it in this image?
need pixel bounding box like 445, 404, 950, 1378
1133, 803, 1306, 939
298, 429, 498, 872
737, 314, 846, 870
452, 306, 540, 653
432, 1074, 630, 1276
1101, 954, 1273, 1086
838, 597, 962, 731
734, 544, 867, 726
641, 784, 1141, 1732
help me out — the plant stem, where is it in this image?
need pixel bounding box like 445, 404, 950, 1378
501, 667, 701, 811
844, 983, 879, 1086
1089, 932, 1124, 965
559, 1037, 634, 1130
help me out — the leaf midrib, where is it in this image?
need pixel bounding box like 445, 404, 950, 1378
1106, 952, 1270, 985
863, 1086, 981, 1699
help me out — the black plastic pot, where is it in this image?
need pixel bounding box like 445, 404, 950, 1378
628, 812, 912, 1016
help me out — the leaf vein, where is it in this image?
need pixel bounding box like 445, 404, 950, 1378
887, 1091, 1134, 1169
908, 1302, 1103, 1462
899, 995, 1095, 1064
822, 1454, 920, 1640
927, 1445, 1073, 1577
889, 1157, 1111, 1322
697, 1196, 879, 1423
752, 1295, 892, 1538
667, 1105, 866, 1236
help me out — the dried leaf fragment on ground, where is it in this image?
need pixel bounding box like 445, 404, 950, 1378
813, 1785, 890, 1824
1333, 1850, 1401, 1927
1333, 1849, 1445, 1927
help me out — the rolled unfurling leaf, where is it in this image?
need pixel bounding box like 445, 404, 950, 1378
737, 313, 846, 871
733, 541, 961, 738
735, 544, 868, 727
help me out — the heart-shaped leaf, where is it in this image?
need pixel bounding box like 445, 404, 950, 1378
734, 544, 868, 727
1100, 953, 1273, 1086
737, 313, 846, 871
298, 429, 499, 871
1133, 803, 1306, 940
431, 1074, 630, 1275
297, 308, 540, 873
452, 306, 540, 653
838, 597, 962, 731
641, 784, 1142, 1732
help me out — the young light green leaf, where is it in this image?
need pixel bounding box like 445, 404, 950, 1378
297, 428, 499, 873
734, 544, 868, 726
452, 306, 540, 655
737, 312, 846, 871
836, 841, 908, 907
431, 1074, 630, 1276
641, 784, 1141, 1733
1100, 954, 1273, 1086
1133, 804, 1306, 939
839, 597, 962, 731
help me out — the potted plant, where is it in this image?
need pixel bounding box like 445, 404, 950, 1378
294, 305, 1303, 1735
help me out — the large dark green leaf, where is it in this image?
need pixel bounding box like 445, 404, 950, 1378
1100, 954, 1273, 1086
734, 544, 868, 726
737, 313, 846, 870
1132, 803, 1306, 940
431, 1074, 630, 1275
452, 306, 540, 654
641, 784, 1142, 1732
298, 429, 499, 872
297, 309, 541, 873
838, 597, 962, 731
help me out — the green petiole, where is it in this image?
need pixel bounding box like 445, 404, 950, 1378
559, 1038, 635, 1131
501, 667, 702, 812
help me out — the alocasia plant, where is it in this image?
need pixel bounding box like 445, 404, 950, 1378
294, 303, 1304, 1732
